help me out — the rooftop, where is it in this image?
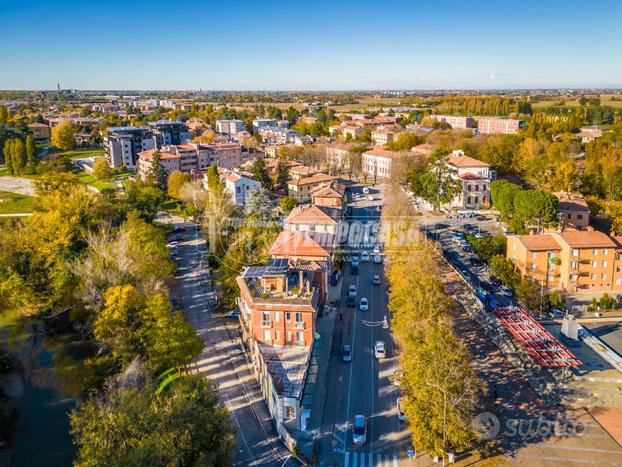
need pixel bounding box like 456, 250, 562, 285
288, 173, 336, 186
363, 146, 415, 159
516, 234, 562, 251
269, 230, 334, 258
448, 153, 490, 168
553, 191, 590, 212
257, 343, 311, 398
559, 231, 617, 248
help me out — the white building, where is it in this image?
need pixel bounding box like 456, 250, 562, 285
433, 115, 475, 130
362, 146, 416, 179
216, 119, 246, 134
205, 169, 261, 205
446, 150, 493, 209
252, 118, 278, 132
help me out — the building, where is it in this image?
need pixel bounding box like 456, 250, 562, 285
576, 126, 604, 144
259, 126, 298, 145
289, 165, 321, 180
284, 204, 342, 235
253, 118, 278, 132
236, 258, 321, 431
476, 117, 525, 135
506, 231, 622, 292
370, 126, 403, 146
310, 183, 345, 209
28, 123, 50, 141
207, 168, 261, 206
287, 173, 337, 202
137, 142, 243, 180
411, 143, 435, 157
362, 146, 417, 179
325, 143, 352, 171
447, 150, 492, 209
216, 119, 246, 134
433, 115, 475, 130
105, 126, 157, 169
148, 120, 190, 146
553, 192, 590, 231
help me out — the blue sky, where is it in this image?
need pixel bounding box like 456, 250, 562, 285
1, 0, 621, 90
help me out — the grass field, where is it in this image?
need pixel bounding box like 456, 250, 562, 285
0, 190, 35, 214
56, 148, 105, 159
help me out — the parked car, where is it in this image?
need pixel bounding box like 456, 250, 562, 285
374, 341, 386, 359
489, 276, 501, 287
372, 274, 381, 285
460, 269, 472, 283
367, 195, 374, 201
172, 226, 185, 233
397, 398, 406, 422
469, 257, 483, 268
225, 309, 240, 319
352, 415, 367, 445
359, 298, 368, 311
361, 251, 370, 262
373, 255, 382, 264
499, 285, 513, 297
349, 285, 357, 296
342, 344, 352, 362
476, 215, 487, 221
373, 245, 381, 254
363, 187, 370, 194
549, 309, 566, 319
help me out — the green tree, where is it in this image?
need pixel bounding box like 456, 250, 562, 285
71, 366, 235, 467
409, 152, 462, 211
150, 150, 168, 189
245, 186, 273, 220
276, 155, 290, 190
490, 255, 520, 287
51, 121, 77, 151
167, 171, 192, 199
205, 164, 224, 193
490, 180, 521, 219
279, 195, 297, 212
251, 156, 273, 190
3, 139, 13, 174
25, 134, 36, 169
92, 157, 111, 181
10, 138, 25, 175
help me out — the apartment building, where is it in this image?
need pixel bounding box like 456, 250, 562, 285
476, 117, 525, 135
28, 123, 50, 141
362, 146, 417, 179
105, 126, 157, 169
447, 150, 492, 209
252, 118, 278, 132
553, 192, 590, 231
215, 119, 246, 134
259, 126, 298, 145
287, 173, 337, 202
205, 168, 261, 206
137, 142, 243, 180
371, 126, 403, 145
433, 115, 475, 130
507, 231, 622, 292
148, 120, 190, 146
284, 204, 342, 235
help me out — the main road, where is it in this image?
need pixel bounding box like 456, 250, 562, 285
318, 184, 411, 466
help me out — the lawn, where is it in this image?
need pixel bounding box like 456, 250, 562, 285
0, 190, 35, 214
60, 148, 105, 160
73, 170, 117, 191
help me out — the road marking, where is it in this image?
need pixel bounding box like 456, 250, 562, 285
368, 452, 373, 466
376, 453, 382, 466
519, 454, 622, 465
344, 451, 350, 467
344, 452, 400, 467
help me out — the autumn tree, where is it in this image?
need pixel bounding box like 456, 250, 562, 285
51, 121, 77, 151
167, 170, 192, 199
92, 157, 111, 180
279, 195, 296, 212
251, 156, 273, 190
25, 134, 36, 170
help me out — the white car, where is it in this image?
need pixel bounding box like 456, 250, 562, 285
363, 187, 370, 195
367, 194, 374, 201
373, 245, 381, 254
397, 398, 406, 422
374, 341, 386, 359
373, 255, 382, 264
499, 285, 513, 297
361, 251, 370, 262
359, 298, 368, 311
352, 415, 367, 445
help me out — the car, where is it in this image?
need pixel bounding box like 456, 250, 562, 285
361, 251, 370, 262
376, 206, 381, 212
476, 215, 487, 221
167, 241, 180, 248
489, 276, 501, 287
451, 230, 465, 239
172, 226, 185, 233
372, 274, 381, 285
373, 245, 381, 254
433, 223, 450, 230
373, 255, 382, 264
170, 234, 183, 242
397, 398, 406, 422
352, 415, 367, 445
342, 344, 352, 362
225, 309, 240, 319
363, 187, 370, 194
367, 194, 374, 201
499, 285, 513, 297
349, 284, 357, 296
374, 341, 386, 359
359, 298, 368, 311
460, 269, 472, 282
549, 309, 566, 319
469, 257, 483, 268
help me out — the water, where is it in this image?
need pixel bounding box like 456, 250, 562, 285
1, 311, 93, 467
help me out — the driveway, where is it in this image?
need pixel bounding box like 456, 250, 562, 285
0, 176, 37, 196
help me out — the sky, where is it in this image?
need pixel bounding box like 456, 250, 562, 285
1, 0, 621, 91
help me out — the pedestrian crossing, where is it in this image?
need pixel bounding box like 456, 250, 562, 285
343, 451, 400, 467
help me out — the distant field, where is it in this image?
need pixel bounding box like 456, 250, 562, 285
0, 190, 35, 214
532, 94, 622, 109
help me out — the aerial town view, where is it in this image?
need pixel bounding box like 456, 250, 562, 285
2, 1, 622, 466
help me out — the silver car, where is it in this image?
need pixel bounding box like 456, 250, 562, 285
352, 415, 367, 445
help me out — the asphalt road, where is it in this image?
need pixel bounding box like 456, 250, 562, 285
319, 185, 411, 466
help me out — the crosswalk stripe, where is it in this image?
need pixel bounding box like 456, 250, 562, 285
352, 451, 358, 467
377, 453, 382, 466
344, 451, 350, 467
345, 452, 400, 467
393, 455, 399, 467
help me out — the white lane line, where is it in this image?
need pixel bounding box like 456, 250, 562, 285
344, 451, 350, 467
376, 453, 382, 466
519, 454, 621, 465
368, 452, 373, 466
392, 455, 399, 467
352, 451, 358, 467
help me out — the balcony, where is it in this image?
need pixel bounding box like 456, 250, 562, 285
294, 322, 306, 329
261, 320, 272, 328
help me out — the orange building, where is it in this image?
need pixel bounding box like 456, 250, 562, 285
507, 231, 622, 292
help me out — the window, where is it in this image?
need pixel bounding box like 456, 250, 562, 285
591, 273, 595, 280
285, 406, 295, 420
567, 214, 572, 219
295, 312, 303, 323
531, 252, 537, 259
530, 263, 536, 270
548, 252, 556, 258
593, 249, 598, 256
263, 330, 271, 341
262, 311, 270, 321
592, 261, 597, 268
603, 261, 608, 268
577, 214, 583, 220
286, 331, 292, 342
274, 312, 280, 322
286, 312, 291, 321
616, 279, 621, 286
601, 273, 606, 280
603, 248, 608, 255
572, 249, 579, 257
296, 331, 304, 344
275, 330, 280, 341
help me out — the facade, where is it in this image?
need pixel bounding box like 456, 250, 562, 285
447, 150, 492, 209
28, 123, 50, 141
310, 183, 345, 209
253, 118, 278, 132
371, 126, 403, 146
284, 204, 342, 235
287, 173, 337, 202
476, 117, 524, 135
507, 231, 622, 292
105, 126, 156, 169
148, 120, 190, 146
362, 147, 416, 179
214, 169, 261, 205
433, 115, 475, 129
137, 142, 243, 180
215, 119, 246, 134
325, 144, 351, 171
553, 192, 590, 231
259, 127, 298, 145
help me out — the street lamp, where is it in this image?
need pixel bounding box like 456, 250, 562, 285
426, 381, 447, 466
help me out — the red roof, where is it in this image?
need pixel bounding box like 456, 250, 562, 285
448, 154, 490, 168
269, 231, 333, 258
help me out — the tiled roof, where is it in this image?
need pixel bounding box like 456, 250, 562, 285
288, 173, 336, 186
559, 231, 617, 248
285, 204, 339, 225
553, 192, 590, 212
137, 149, 178, 160
448, 154, 490, 168
310, 183, 345, 199
363, 146, 415, 159
516, 235, 562, 251
268, 231, 333, 258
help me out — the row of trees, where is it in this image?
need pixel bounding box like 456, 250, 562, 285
2, 135, 36, 174
383, 185, 481, 458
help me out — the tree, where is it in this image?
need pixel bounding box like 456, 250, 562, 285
3, 139, 13, 174
279, 195, 297, 212
490, 180, 521, 219
124, 180, 166, 221
409, 152, 462, 211
205, 164, 224, 193
25, 134, 36, 169
251, 156, 273, 191
51, 121, 77, 151
10, 138, 25, 175
167, 171, 192, 199
245, 186, 273, 220
94, 285, 202, 371
71, 366, 235, 467
92, 157, 111, 181
276, 155, 290, 190
150, 150, 168, 189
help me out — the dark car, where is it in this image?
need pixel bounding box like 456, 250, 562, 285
172, 226, 185, 233
469, 257, 483, 267
489, 276, 501, 287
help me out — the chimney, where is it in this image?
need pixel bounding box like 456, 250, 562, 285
299, 270, 304, 290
